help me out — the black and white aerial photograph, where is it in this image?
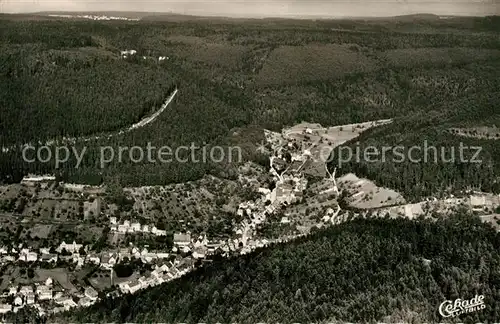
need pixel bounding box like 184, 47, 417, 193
0, 0, 499, 322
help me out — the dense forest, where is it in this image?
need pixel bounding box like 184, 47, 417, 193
1, 15, 500, 200
44, 213, 500, 323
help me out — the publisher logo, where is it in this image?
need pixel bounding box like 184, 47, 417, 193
439, 294, 486, 318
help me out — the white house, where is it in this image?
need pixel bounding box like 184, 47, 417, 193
27, 252, 38, 262
192, 247, 206, 259
120, 280, 142, 294
141, 253, 156, 263
87, 254, 101, 265
265, 205, 276, 215
280, 216, 290, 224
119, 248, 131, 260
117, 224, 128, 233
18, 249, 36, 262
39, 248, 50, 255
40, 253, 58, 263
0, 304, 12, 314
100, 253, 117, 269
107, 254, 117, 267
14, 296, 23, 306
19, 286, 33, 296
54, 296, 77, 309
258, 187, 271, 195
156, 252, 169, 259
131, 223, 141, 232
173, 232, 191, 246
120, 49, 137, 57
152, 227, 166, 236
163, 272, 175, 281
8, 286, 17, 296
26, 292, 35, 305
57, 241, 83, 254
36, 285, 53, 301
131, 247, 141, 259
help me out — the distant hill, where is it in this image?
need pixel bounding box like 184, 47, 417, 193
34, 11, 158, 19
0, 11, 492, 25
391, 13, 441, 20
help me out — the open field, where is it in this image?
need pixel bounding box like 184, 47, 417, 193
35, 268, 77, 292
337, 173, 406, 209
283, 119, 393, 163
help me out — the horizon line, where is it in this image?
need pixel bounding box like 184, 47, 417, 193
3, 11, 496, 19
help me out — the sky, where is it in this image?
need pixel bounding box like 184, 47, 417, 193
1, 0, 498, 17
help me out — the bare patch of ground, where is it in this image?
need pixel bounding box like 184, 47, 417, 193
283, 119, 392, 164
36, 268, 77, 292
338, 173, 406, 209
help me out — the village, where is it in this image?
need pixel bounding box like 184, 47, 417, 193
47, 14, 140, 21
0, 120, 499, 318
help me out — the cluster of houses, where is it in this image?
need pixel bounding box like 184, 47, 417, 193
109, 218, 167, 236
0, 240, 173, 270
119, 49, 170, 63
273, 175, 307, 205
47, 285, 99, 314
0, 277, 99, 316
88, 247, 170, 270
0, 243, 77, 265
118, 258, 195, 295
321, 206, 342, 224
120, 49, 137, 58
20, 175, 56, 186
116, 231, 310, 298
470, 193, 500, 212
234, 160, 308, 233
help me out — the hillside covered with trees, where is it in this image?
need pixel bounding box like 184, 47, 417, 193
1, 14, 499, 200
49, 214, 500, 323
